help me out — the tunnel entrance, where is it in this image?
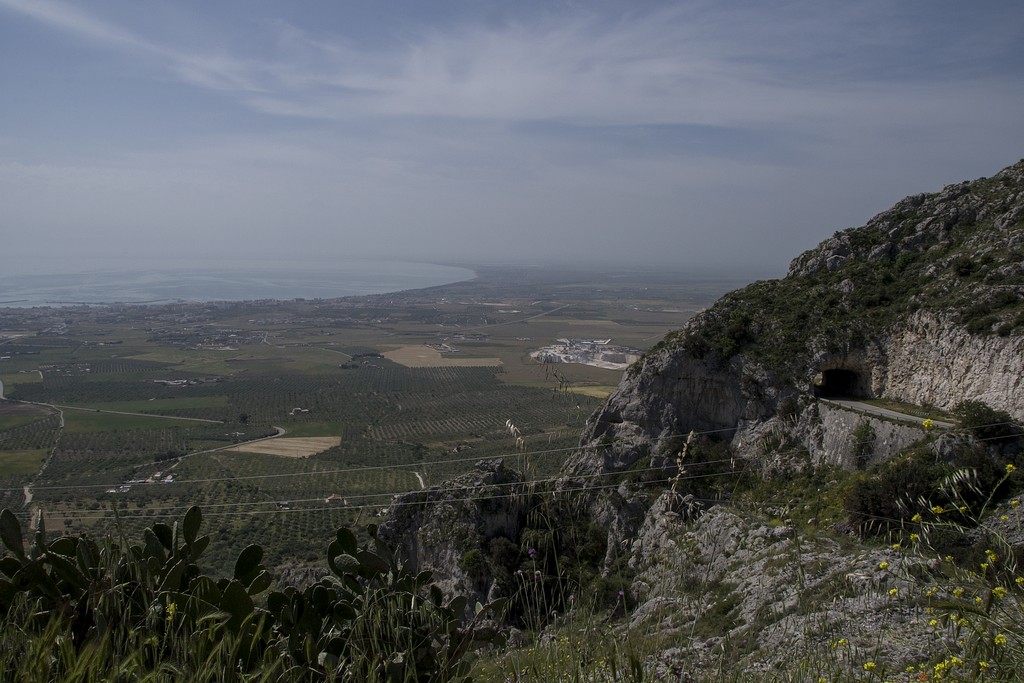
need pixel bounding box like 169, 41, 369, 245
815, 368, 869, 398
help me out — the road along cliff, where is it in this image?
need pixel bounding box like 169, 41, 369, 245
569, 158, 1024, 480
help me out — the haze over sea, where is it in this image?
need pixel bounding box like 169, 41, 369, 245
0, 260, 474, 307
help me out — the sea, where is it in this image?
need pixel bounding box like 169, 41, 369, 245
0, 261, 475, 307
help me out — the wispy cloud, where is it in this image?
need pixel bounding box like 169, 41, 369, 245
0, 0, 266, 92
2, 0, 1021, 271
3, 0, 1019, 133
0, 0, 144, 51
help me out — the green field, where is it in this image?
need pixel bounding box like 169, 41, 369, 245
63, 395, 230, 414
0, 414, 41, 431
61, 409, 211, 432
0, 449, 46, 475
0, 372, 42, 387
0, 265, 744, 574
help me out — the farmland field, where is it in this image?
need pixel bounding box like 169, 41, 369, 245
0, 449, 46, 475
0, 264, 746, 574
223, 436, 342, 457
383, 345, 503, 367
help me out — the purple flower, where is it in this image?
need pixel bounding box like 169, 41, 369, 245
527, 547, 538, 558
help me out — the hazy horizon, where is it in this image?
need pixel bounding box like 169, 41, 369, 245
0, 260, 484, 306
0, 254, 779, 282
3, 1, 1023, 275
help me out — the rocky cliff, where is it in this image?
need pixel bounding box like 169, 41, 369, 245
376, 160, 1024, 679
569, 159, 1024, 480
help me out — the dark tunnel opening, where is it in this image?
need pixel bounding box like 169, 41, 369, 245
815, 368, 869, 398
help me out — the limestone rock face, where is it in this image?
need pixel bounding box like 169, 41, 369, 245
564, 349, 784, 477
882, 310, 1024, 417
372, 162, 1024, 679
567, 160, 1024, 481
626, 497, 945, 675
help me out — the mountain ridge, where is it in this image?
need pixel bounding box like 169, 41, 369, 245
376, 158, 1024, 679
570, 158, 1024, 482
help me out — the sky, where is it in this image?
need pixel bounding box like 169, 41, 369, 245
1, 0, 1023, 277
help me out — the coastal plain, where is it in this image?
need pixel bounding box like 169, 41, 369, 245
0, 264, 744, 574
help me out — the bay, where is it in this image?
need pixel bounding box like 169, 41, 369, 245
0, 261, 474, 307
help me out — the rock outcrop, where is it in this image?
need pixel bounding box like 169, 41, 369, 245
626, 496, 948, 677
569, 159, 1024, 482
377, 459, 532, 609
378, 161, 1024, 679
882, 310, 1024, 413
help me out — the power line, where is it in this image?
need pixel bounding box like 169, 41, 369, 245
2, 424, 750, 493
25, 474, 698, 524
12, 406, 960, 494
3, 410, 1017, 527
21, 462, 744, 523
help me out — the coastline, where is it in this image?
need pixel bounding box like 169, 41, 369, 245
0, 261, 477, 309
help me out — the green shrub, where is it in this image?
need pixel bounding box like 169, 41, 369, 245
850, 419, 876, 466
0, 508, 504, 682
953, 399, 1020, 442
843, 438, 1015, 539
460, 548, 486, 578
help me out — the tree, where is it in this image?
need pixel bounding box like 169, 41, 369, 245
953, 400, 1018, 442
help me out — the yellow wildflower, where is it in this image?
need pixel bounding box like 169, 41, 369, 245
1015, 576, 1024, 586
909, 533, 920, 543
929, 619, 938, 627
864, 661, 876, 671
1011, 499, 1020, 507
165, 602, 177, 623
1001, 515, 1010, 522
995, 633, 1008, 646
931, 505, 945, 514
993, 586, 1007, 599
888, 588, 898, 597
879, 561, 889, 570
922, 419, 934, 430
953, 588, 964, 597
986, 549, 998, 562
1007, 463, 1017, 474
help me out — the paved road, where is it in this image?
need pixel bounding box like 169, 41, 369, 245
821, 398, 955, 429
2, 372, 219, 424
461, 302, 572, 332
168, 426, 288, 469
